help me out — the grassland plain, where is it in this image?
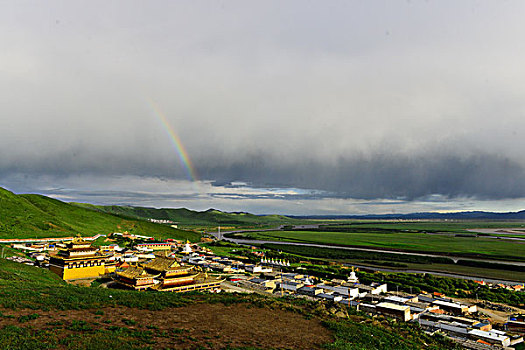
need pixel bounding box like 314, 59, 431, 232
205, 240, 525, 283
0, 259, 458, 350
232, 227, 525, 261
0, 188, 199, 242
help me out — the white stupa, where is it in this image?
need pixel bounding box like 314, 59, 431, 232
304, 275, 314, 286
347, 266, 359, 283
182, 240, 192, 254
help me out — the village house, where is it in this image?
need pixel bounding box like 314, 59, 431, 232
375, 302, 412, 322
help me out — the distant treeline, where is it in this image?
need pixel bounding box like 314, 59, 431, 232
456, 259, 525, 272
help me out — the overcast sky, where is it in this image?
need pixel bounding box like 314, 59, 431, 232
2, 1, 525, 215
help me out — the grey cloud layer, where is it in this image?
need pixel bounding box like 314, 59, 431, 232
201, 152, 525, 200
2, 150, 523, 201
2, 1, 525, 209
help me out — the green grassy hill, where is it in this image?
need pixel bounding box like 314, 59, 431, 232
0, 188, 199, 241
72, 203, 300, 227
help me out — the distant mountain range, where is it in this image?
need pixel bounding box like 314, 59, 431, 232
290, 210, 525, 220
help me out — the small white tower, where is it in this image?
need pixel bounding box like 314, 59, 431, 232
347, 266, 359, 283
182, 240, 193, 254
304, 275, 314, 286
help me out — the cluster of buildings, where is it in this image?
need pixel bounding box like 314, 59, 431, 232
182, 253, 275, 274
114, 256, 222, 292
7, 234, 222, 293
147, 219, 178, 228
474, 280, 525, 292
418, 312, 522, 348
212, 265, 523, 349
4, 233, 525, 348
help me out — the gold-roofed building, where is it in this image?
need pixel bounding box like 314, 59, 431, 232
115, 256, 223, 292
151, 271, 223, 293
142, 257, 193, 276
49, 236, 107, 280
115, 266, 159, 290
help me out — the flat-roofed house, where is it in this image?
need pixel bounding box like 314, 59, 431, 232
376, 302, 411, 322
316, 293, 343, 302
468, 329, 511, 347
318, 284, 359, 299
297, 286, 323, 296
432, 300, 476, 315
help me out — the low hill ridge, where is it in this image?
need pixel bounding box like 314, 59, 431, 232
0, 187, 198, 241
72, 203, 298, 226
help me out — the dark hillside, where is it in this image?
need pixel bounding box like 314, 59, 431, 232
73, 203, 299, 226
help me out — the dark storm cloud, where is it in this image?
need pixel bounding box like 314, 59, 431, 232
2, 1, 525, 213
202, 152, 525, 200
0, 131, 524, 202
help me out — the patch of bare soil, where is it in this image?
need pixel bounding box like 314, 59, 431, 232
0, 303, 333, 349
457, 297, 525, 325
68, 278, 96, 287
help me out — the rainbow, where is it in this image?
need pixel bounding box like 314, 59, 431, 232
147, 98, 198, 182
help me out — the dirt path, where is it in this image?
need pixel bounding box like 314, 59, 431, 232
0, 303, 333, 349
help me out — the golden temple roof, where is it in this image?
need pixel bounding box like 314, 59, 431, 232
116, 266, 159, 279
142, 257, 180, 272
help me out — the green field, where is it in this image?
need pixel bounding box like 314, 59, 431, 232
231, 224, 525, 261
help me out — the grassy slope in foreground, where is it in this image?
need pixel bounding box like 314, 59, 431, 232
234, 228, 525, 261
0, 258, 457, 350
0, 187, 199, 241
73, 203, 301, 227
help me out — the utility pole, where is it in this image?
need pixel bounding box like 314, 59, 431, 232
218, 226, 221, 240
280, 269, 283, 297
348, 289, 351, 311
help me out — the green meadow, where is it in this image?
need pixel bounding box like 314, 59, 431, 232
232, 225, 525, 261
